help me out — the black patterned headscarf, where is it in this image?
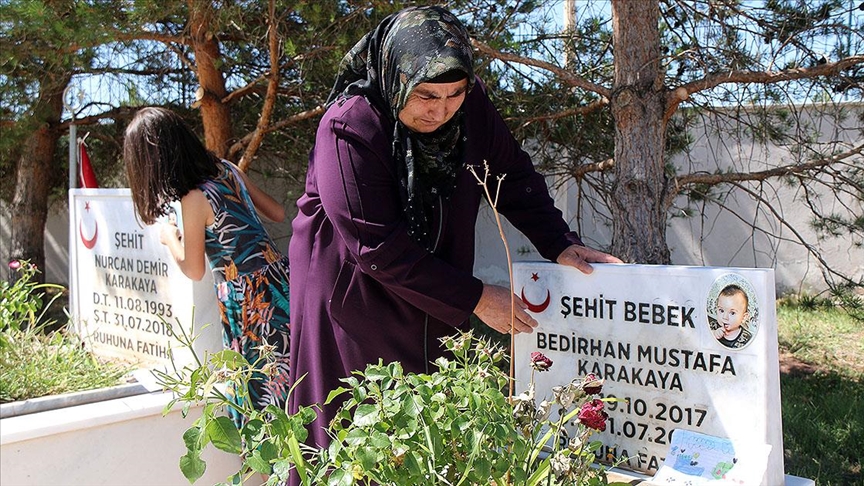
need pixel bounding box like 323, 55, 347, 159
326, 6, 475, 251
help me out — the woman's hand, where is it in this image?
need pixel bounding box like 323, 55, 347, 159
556, 244, 623, 274
159, 221, 181, 246
474, 284, 539, 335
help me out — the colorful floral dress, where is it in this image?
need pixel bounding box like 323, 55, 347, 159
199, 161, 290, 422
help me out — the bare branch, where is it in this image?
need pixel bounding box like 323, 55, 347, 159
57, 106, 139, 129
471, 39, 612, 99
569, 158, 616, 179
466, 161, 516, 397
731, 181, 858, 287
666, 143, 864, 209
79, 67, 186, 77
264, 106, 325, 132
115, 31, 188, 47
671, 55, 864, 108
506, 98, 610, 127
164, 42, 197, 72
675, 142, 863, 187
227, 105, 325, 160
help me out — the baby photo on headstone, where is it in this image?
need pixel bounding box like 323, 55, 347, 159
706, 273, 760, 350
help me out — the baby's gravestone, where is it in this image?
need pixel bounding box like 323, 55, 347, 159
513, 262, 784, 486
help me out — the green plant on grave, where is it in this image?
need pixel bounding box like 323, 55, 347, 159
0, 260, 128, 402
0, 259, 63, 334
324, 332, 624, 486
158, 326, 625, 485
154, 320, 324, 485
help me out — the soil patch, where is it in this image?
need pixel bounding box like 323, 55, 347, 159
778, 350, 818, 377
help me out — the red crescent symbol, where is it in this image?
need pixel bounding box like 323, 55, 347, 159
79, 219, 98, 249
521, 287, 551, 313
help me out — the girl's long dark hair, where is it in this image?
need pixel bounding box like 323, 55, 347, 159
123, 107, 220, 224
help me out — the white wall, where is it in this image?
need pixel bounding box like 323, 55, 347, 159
475, 103, 863, 295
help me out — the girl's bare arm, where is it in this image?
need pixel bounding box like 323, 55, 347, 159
230, 162, 285, 223
160, 189, 212, 281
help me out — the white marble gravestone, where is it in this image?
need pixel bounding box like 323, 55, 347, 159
513, 262, 784, 486
70, 189, 222, 370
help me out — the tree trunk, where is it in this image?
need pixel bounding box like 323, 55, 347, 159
188, 0, 233, 158
609, 0, 670, 264
9, 73, 71, 284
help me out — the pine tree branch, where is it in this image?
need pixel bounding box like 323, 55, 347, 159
667, 55, 864, 115
505, 99, 609, 127
675, 142, 863, 186
666, 142, 864, 207
471, 39, 612, 99
227, 106, 325, 160
238, 0, 279, 172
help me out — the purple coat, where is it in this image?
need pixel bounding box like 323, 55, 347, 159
287, 80, 581, 448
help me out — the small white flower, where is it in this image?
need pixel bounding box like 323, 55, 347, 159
214, 366, 232, 382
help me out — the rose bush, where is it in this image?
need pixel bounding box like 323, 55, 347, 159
159, 329, 625, 485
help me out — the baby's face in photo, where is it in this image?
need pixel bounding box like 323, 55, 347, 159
716, 293, 748, 334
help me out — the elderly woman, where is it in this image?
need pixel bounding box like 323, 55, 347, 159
288, 5, 620, 450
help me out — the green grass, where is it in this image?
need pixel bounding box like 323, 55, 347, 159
0, 319, 130, 403
1, 277, 130, 404
777, 297, 864, 486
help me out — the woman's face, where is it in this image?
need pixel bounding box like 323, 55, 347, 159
398, 79, 468, 133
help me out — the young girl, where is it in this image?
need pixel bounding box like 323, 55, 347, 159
123, 107, 290, 422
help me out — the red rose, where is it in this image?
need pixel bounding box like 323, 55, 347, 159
577, 399, 609, 431
530, 352, 553, 372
